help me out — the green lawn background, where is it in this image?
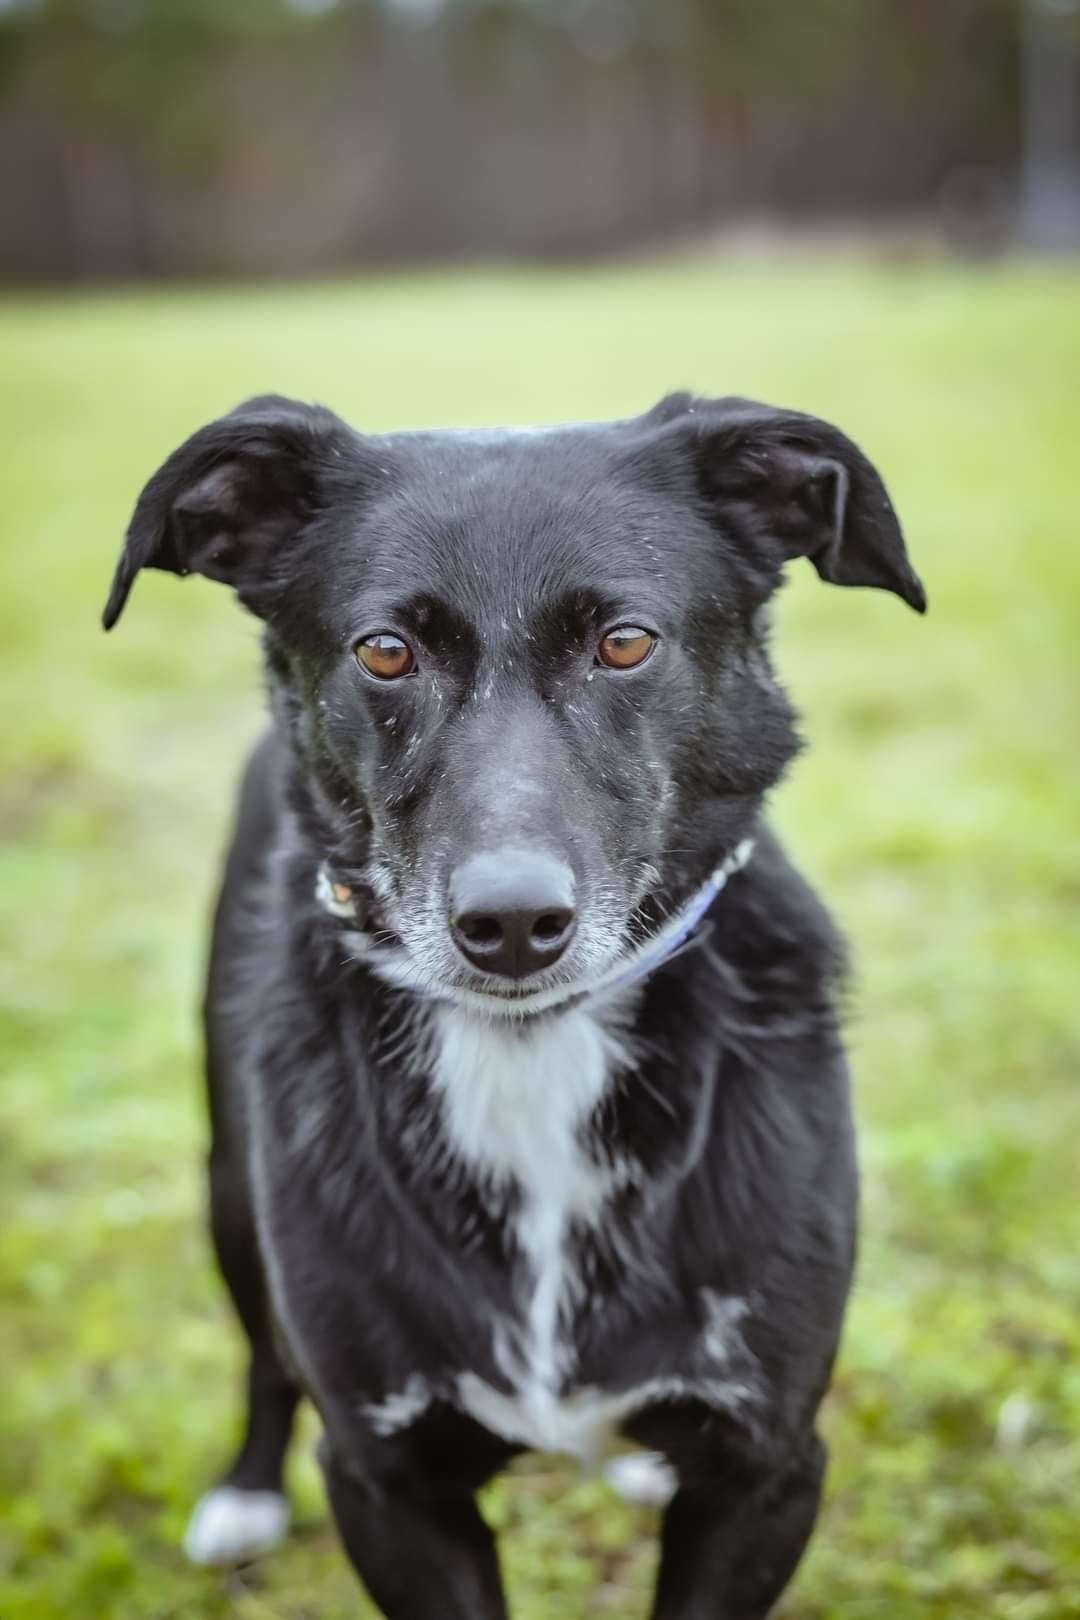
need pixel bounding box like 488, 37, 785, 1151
1, 260, 1079, 1619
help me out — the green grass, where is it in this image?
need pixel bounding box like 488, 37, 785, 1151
2, 258, 1079, 1620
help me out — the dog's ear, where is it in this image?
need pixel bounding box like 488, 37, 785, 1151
649, 394, 925, 613
102, 395, 355, 629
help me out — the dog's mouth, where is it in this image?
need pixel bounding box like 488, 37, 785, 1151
326, 881, 616, 1016
347, 924, 604, 1018
320, 841, 752, 1018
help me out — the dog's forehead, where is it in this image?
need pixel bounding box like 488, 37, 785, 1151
340, 420, 699, 618
375, 420, 636, 529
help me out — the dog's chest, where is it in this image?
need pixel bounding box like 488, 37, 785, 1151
430, 1004, 632, 1460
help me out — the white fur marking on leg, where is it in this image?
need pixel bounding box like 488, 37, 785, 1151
363, 1373, 432, 1437
604, 1451, 678, 1507
183, 1485, 290, 1566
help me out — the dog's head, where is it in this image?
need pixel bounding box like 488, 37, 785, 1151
105, 392, 923, 1015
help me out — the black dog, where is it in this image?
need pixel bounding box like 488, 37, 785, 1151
104, 392, 923, 1618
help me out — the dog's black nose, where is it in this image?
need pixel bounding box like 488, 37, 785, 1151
450, 850, 576, 979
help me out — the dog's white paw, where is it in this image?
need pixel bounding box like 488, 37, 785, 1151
183, 1485, 291, 1566
604, 1451, 677, 1508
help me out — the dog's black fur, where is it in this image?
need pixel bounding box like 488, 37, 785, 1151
105, 392, 923, 1619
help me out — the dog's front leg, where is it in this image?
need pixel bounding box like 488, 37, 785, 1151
321, 1447, 508, 1620
650, 1434, 826, 1620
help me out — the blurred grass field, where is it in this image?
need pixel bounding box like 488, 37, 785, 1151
1, 259, 1079, 1620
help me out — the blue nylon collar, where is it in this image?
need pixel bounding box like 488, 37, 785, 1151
594, 838, 754, 998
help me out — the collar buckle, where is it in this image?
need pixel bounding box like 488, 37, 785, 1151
315, 864, 359, 921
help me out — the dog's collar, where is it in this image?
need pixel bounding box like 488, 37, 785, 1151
586, 837, 754, 999
316, 839, 753, 1007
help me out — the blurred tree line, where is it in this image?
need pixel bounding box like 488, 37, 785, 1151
0, 0, 1051, 279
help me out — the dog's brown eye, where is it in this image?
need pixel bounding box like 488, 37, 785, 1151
355, 633, 416, 681
597, 626, 656, 671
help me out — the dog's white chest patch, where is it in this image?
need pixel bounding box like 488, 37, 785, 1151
363, 1005, 762, 1459
430, 1003, 634, 1461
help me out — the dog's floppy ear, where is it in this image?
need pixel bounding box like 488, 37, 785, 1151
102, 395, 354, 629
655, 394, 925, 612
